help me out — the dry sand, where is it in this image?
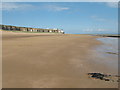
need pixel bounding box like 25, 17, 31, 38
2, 31, 118, 88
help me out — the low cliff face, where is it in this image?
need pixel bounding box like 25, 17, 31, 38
0, 25, 64, 34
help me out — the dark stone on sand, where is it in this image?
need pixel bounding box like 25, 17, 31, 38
88, 73, 119, 82
88, 73, 107, 80
104, 79, 110, 81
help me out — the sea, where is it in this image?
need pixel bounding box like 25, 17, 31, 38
96, 37, 118, 55
95, 37, 118, 74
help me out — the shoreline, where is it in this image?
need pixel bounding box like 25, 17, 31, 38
95, 37, 118, 73
2, 31, 118, 88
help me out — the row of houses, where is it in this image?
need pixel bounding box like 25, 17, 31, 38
0, 25, 64, 34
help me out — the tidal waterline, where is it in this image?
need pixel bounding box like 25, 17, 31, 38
95, 37, 118, 74
97, 37, 118, 54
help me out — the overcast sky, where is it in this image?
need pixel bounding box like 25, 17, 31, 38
1, 2, 118, 34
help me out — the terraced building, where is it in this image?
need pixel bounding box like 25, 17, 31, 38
0, 25, 64, 34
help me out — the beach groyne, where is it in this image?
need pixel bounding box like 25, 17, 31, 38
0, 25, 64, 34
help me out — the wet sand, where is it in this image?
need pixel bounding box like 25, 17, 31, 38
2, 31, 118, 88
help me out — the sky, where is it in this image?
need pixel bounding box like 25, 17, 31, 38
1, 2, 118, 34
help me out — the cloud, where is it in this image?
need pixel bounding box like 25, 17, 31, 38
84, 28, 94, 32
1, 3, 70, 12
96, 28, 109, 31
91, 15, 107, 22
106, 2, 118, 8
84, 28, 109, 32
1, 2, 34, 11
44, 4, 69, 11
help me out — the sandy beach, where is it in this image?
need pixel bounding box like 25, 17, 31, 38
2, 31, 118, 88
